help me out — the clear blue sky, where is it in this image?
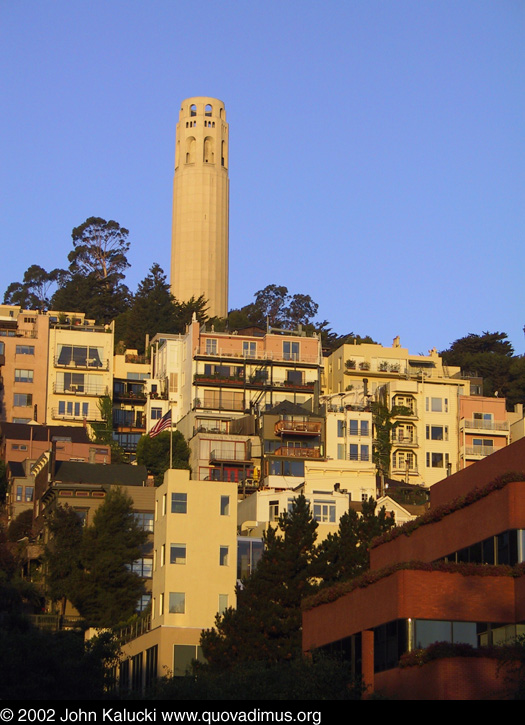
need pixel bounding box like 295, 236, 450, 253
1, 1, 523, 355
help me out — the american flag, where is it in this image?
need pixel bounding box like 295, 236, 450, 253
148, 409, 172, 438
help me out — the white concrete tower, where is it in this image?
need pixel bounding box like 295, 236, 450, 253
170, 97, 229, 319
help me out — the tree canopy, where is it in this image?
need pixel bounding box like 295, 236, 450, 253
136, 430, 190, 485
441, 331, 525, 409
45, 490, 148, 627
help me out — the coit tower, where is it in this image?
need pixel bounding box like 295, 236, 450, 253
170, 97, 229, 319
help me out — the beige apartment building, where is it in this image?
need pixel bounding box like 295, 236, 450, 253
45, 313, 114, 426
170, 97, 229, 319
121, 469, 239, 688
323, 337, 496, 487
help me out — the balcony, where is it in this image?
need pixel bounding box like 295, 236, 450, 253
194, 345, 320, 365
51, 407, 103, 422
273, 446, 321, 459
210, 447, 250, 464
464, 446, 497, 458
275, 420, 322, 436
53, 382, 109, 397
53, 356, 109, 371
391, 433, 418, 447
461, 418, 509, 433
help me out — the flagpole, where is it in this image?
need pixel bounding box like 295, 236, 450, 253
169, 403, 173, 469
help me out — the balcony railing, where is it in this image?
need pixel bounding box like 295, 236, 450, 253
275, 420, 322, 436
461, 419, 509, 432
464, 446, 496, 457
51, 407, 103, 422
391, 433, 418, 446
210, 447, 249, 463
194, 346, 320, 365
53, 383, 109, 397
53, 356, 109, 371
27, 614, 84, 632
273, 446, 321, 459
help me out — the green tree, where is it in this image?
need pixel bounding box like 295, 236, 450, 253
45, 505, 85, 616
68, 216, 130, 285
201, 495, 318, 668
50, 217, 132, 323
440, 331, 519, 405
3, 264, 62, 310
90, 396, 126, 463
136, 430, 190, 485
315, 498, 395, 586
70, 488, 148, 627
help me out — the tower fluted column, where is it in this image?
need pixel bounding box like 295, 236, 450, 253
170, 97, 229, 319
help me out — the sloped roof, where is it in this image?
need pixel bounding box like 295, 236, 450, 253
0, 422, 92, 444
52, 461, 148, 487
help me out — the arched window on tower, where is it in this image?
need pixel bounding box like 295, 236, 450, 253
221, 140, 226, 167
186, 136, 196, 164
204, 136, 214, 164
190, 104, 197, 117
205, 104, 212, 116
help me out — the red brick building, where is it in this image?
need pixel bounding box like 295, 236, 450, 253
302, 437, 525, 700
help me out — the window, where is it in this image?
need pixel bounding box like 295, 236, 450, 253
151, 408, 162, 420
170, 544, 186, 565
243, 341, 256, 358
173, 644, 205, 677
220, 495, 230, 516
218, 594, 228, 614
426, 452, 450, 468
171, 493, 187, 514
205, 339, 218, 355
426, 425, 447, 441
269, 500, 279, 522
393, 451, 416, 471
349, 420, 359, 436
14, 369, 33, 383
56, 344, 104, 368
25, 486, 34, 503
427, 397, 442, 412
16, 345, 34, 355
219, 546, 229, 566
360, 445, 370, 462
159, 593, 164, 616
237, 538, 264, 579
337, 420, 344, 437
169, 592, 185, 614
14, 393, 32, 407
337, 443, 345, 460
360, 420, 370, 437
313, 500, 336, 523
16, 486, 23, 502
130, 558, 153, 578
349, 444, 359, 460
283, 341, 299, 361
473, 412, 494, 429
169, 373, 178, 393
286, 370, 303, 385
160, 544, 166, 567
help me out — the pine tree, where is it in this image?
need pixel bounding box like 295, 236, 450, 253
201, 495, 318, 668
54, 489, 148, 627
316, 497, 396, 586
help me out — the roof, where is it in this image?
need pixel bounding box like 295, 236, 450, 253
52, 461, 148, 487
265, 400, 320, 417
0, 422, 92, 445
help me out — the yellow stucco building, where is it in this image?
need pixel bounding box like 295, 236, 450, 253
121, 469, 238, 688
